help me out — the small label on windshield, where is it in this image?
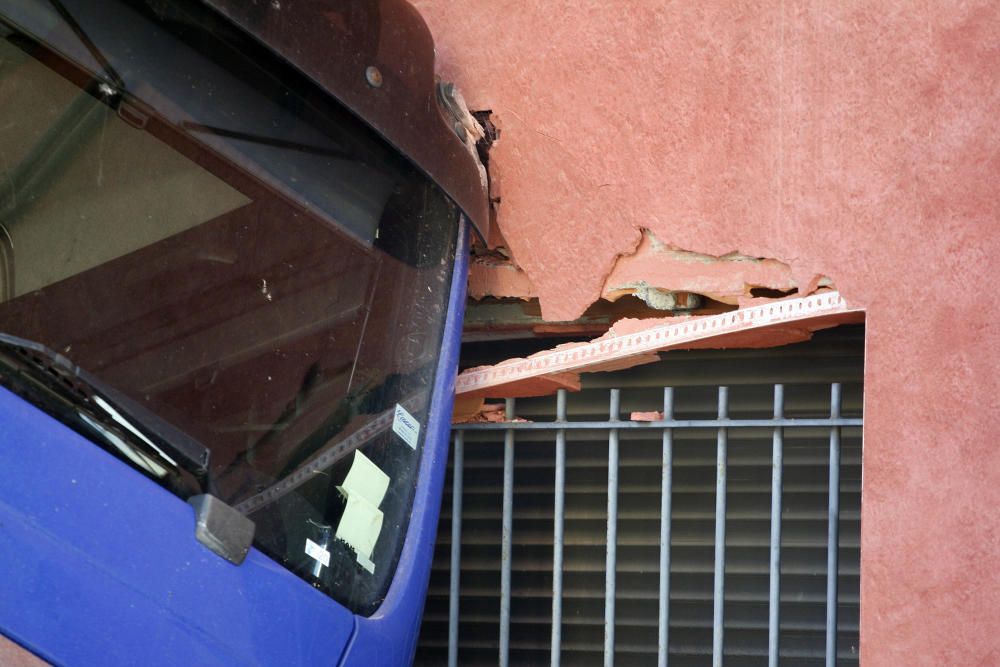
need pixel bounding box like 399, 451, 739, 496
392, 404, 420, 450
305, 538, 331, 568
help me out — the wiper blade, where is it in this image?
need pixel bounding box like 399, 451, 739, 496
0, 333, 211, 481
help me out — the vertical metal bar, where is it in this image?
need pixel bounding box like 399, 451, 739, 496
604, 389, 620, 667
658, 387, 674, 667
712, 386, 729, 667
768, 385, 784, 667
825, 384, 842, 667
448, 432, 465, 667
551, 389, 567, 667
500, 398, 515, 667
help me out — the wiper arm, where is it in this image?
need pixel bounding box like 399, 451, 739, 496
181, 122, 355, 161
0, 333, 211, 483
46, 0, 125, 91
0, 2, 129, 225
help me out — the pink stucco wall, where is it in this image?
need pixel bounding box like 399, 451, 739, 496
413, 1, 1000, 663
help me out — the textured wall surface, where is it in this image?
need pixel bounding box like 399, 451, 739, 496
412, 1, 1000, 663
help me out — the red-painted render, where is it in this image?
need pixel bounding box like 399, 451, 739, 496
413, 1, 1000, 663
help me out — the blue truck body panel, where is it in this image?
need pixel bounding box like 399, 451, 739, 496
0, 384, 354, 665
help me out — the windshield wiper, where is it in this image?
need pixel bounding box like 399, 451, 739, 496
180, 122, 355, 161
0, 2, 128, 226
0, 333, 211, 490
46, 0, 125, 91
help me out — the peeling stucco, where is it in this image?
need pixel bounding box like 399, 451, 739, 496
469, 228, 828, 310
467, 252, 535, 301
601, 228, 824, 306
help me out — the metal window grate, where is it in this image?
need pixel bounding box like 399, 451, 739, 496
418, 337, 863, 666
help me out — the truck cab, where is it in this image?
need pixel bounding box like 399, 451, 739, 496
0, 1, 486, 663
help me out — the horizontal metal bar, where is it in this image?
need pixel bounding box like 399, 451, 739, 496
454, 418, 862, 431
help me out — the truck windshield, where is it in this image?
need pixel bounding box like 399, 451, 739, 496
0, 0, 458, 614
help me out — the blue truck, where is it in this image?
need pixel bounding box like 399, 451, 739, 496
0, 1, 489, 664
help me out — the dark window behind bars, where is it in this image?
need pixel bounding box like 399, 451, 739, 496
417, 325, 863, 666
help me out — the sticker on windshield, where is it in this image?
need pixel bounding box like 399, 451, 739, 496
305, 538, 331, 568
334, 451, 390, 574
392, 403, 420, 450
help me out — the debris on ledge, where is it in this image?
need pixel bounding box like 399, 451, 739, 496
451, 401, 534, 424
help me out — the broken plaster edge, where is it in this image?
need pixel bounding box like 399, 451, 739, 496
468, 226, 835, 314
599, 228, 813, 307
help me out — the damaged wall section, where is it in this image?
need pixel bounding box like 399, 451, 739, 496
466, 226, 836, 343
469, 228, 831, 312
